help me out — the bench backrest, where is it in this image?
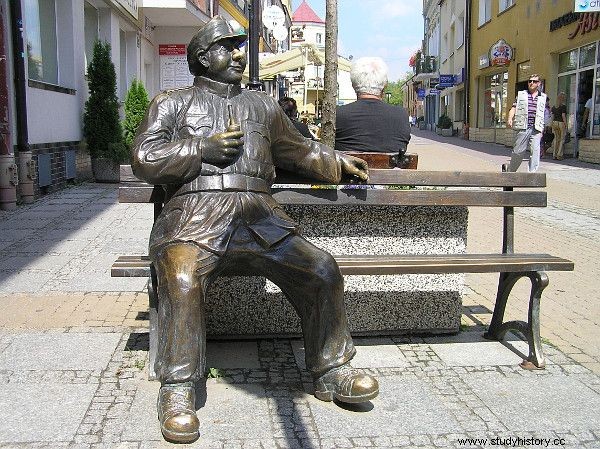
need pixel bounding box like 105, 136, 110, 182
119, 165, 547, 208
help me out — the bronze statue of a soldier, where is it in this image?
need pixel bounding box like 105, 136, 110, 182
132, 16, 378, 444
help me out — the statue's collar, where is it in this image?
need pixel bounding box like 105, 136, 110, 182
194, 76, 242, 98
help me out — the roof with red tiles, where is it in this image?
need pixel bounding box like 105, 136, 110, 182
292, 0, 325, 24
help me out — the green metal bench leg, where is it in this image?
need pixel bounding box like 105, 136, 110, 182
483, 271, 549, 369
148, 264, 159, 381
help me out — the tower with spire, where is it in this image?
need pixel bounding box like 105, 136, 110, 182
290, 0, 326, 49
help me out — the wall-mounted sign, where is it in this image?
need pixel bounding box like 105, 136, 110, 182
455, 67, 465, 85
568, 12, 599, 38
439, 74, 455, 87
429, 89, 440, 95
489, 39, 513, 66
417, 88, 426, 99
159, 45, 194, 91
575, 0, 600, 13
479, 54, 490, 69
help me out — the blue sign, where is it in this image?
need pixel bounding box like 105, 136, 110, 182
417, 88, 426, 99
439, 74, 455, 88
575, 0, 600, 12
429, 89, 440, 95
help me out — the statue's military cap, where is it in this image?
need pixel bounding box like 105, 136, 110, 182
191, 16, 247, 53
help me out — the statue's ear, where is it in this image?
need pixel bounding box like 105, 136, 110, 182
197, 51, 209, 68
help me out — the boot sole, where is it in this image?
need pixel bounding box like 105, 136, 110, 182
314, 388, 379, 403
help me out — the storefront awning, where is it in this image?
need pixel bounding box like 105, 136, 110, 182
244, 44, 352, 80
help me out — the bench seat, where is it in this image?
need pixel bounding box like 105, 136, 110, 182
112, 253, 573, 277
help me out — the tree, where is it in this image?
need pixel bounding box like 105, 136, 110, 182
83, 40, 127, 163
321, 0, 338, 148
123, 79, 149, 151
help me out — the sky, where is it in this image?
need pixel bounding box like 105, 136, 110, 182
290, 0, 424, 82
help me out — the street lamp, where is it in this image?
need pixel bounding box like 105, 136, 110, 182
385, 92, 392, 103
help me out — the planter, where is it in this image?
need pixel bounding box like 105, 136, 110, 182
441, 128, 453, 137
419, 122, 427, 130
91, 157, 120, 183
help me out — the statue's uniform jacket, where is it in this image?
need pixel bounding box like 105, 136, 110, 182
133, 76, 344, 257
132, 76, 355, 383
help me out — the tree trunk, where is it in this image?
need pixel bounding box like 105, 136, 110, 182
321, 0, 338, 148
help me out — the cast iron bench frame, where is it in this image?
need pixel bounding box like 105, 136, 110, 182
112, 165, 574, 378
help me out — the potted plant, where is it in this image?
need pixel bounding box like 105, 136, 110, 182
83, 40, 128, 182
123, 79, 149, 151
437, 114, 453, 137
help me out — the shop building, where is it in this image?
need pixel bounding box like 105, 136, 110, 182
468, 0, 600, 163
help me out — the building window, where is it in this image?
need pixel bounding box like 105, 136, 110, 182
579, 43, 596, 69
499, 0, 514, 13
483, 71, 508, 128
456, 15, 464, 48
84, 2, 99, 73
25, 0, 58, 84
315, 33, 322, 45
478, 0, 491, 26
559, 49, 578, 72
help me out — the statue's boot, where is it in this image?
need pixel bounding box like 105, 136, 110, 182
157, 382, 199, 443
313, 363, 379, 403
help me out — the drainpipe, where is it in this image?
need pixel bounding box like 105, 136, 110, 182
463, 0, 471, 139
9, 0, 34, 204
0, 2, 17, 210
247, 0, 263, 90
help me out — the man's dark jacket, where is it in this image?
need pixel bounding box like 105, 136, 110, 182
335, 98, 411, 156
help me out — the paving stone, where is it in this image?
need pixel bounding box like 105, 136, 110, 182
430, 341, 529, 367
207, 341, 261, 369
0, 383, 97, 443
0, 333, 121, 371
464, 372, 600, 431
351, 338, 410, 369
308, 375, 459, 438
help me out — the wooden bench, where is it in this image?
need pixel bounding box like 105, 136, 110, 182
112, 165, 573, 377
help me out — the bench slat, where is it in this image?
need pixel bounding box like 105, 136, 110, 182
120, 165, 546, 188
119, 186, 546, 207
112, 253, 573, 278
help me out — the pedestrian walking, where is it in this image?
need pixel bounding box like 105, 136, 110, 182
506, 74, 547, 172
551, 92, 568, 160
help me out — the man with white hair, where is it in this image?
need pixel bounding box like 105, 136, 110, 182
335, 57, 411, 164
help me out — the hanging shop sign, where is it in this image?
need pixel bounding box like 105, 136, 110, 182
417, 88, 426, 99
489, 39, 513, 67
439, 74, 455, 88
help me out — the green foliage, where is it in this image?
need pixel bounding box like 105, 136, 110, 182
437, 114, 453, 129
123, 79, 150, 151
416, 116, 424, 123
384, 80, 405, 106
83, 40, 128, 163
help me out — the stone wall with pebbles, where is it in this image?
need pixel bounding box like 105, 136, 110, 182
204, 204, 467, 336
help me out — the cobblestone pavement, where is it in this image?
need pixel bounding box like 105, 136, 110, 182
0, 134, 599, 447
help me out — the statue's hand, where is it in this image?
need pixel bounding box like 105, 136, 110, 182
339, 154, 369, 182
201, 130, 244, 167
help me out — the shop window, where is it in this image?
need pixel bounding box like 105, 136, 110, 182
579, 43, 596, 69
483, 71, 508, 128
478, 0, 491, 25
25, 0, 58, 84
559, 49, 578, 72
593, 72, 600, 136
499, 0, 514, 13
84, 2, 99, 73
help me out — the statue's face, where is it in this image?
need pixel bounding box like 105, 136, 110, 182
202, 39, 247, 84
